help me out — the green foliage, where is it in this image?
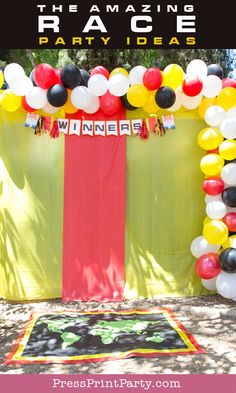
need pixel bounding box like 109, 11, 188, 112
0, 49, 235, 77
137, 49, 234, 76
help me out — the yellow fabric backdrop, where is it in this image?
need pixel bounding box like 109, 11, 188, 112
124, 109, 209, 299
0, 109, 64, 300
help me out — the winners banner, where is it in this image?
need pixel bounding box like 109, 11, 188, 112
0, 0, 235, 49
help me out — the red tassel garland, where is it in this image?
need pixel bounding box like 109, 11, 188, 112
50, 120, 60, 139
43, 116, 52, 133
138, 120, 149, 140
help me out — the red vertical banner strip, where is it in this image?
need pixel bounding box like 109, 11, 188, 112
63, 109, 126, 301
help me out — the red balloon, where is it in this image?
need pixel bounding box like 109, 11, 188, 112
207, 148, 219, 155
195, 253, 221, 279
55, 68, 63, 85
222, 78, 236, 89
203, 177, 225, 195
21, 96, 36, 112
34, 63, 58, 89
91, 66, 110, 80
182, 76, 203, 97
223, 213, 236, 232
100, 91, 121, 116
143, 68, 163, 90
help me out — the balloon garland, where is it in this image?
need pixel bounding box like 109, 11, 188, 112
190, 63, 236, 301
0, 60, 234, 118
1, 60, 236, 301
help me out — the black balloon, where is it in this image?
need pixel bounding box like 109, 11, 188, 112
61, 65, 82, 89
121, 94, 138, 111
222, 187, 236, 207
207, 64, 224, 80
155, 86, 176, 109
29, 69, 37, 86
47, 84, 68, 107
80, 69, 90, 87
220, 248, 236, 273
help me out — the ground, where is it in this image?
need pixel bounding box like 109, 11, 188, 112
0, 295, 235, 374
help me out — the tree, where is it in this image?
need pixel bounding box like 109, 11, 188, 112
0, 49, 234, 78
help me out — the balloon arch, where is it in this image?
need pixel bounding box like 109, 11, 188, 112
1, 60, 236, 301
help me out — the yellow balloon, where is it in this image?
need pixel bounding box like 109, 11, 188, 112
142, 91, 160, 114
198, 127, 223, 151
162, 64, 184, 89
127, 84, 149, 107
203, 217, 212, 227
0, 90, 21, 112
110, 67, 129, 77
222, 235, 236, 249
216, 87, 236, 111
63, 94, 78, 114
203, 220, 228, 245
198, 97, 217, 119
59, 108, 65, 118
200, 154, 224, 176
0, 71, 4, 89
219, 140, 236, 160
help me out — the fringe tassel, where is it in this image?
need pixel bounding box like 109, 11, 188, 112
154, 118, 165, 137
138, 120, 149, 140
43, 116, 52, 133
50, 120, 60, 139
34, 117, 42, 136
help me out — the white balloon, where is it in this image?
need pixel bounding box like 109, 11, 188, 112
26, 87, 47, 109
204, 105, 226, 127
216, 271, 236, 299
42, 101, 59, 114
186, 59, 208, 81
129, 65, 147, 85
201, 277, 217, 291
205, 194, 222, 204
83, 96, 100, 114
226, 107, 236, 120
108, 73, 130, 97
168, 89, 183, 112
4, 63, 25, 84
206, 201, 227, 219
182, 93, 203, 110
71, 86, 93, 109
8, 74, 33, 96
220, 118, 236, 139
202, 75, 222, 98
88, 74, 108, 96
190, 235, 221, 258
221, 164, 236, 186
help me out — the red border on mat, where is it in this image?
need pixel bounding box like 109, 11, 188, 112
165, 307, 205, 355
4, 307, 205, 365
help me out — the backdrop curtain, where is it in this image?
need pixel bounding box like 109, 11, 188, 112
0, 109, 64, 300
124, 109, 209, 299
63, 108, 126, 301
